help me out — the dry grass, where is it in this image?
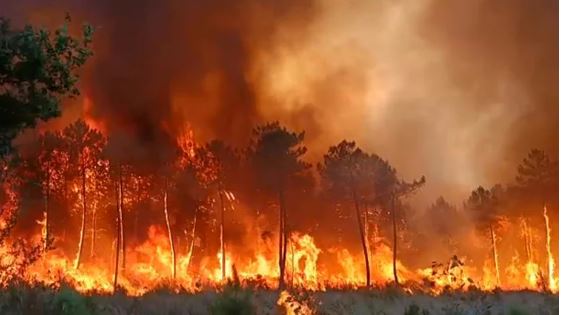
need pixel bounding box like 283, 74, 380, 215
0, 284, 557, 315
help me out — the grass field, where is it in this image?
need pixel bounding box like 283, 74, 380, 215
0, 283, 557, 315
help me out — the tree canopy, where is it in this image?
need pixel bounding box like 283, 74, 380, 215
0, 17, 93, 155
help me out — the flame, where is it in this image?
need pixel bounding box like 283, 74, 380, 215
543, 205, 557, 292
0, 128, 557, 296
277, 290, 314, 315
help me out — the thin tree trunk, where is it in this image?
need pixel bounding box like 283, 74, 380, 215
364, 203, 372, 269
90, 202, 96, 259
134, 208, 139, 242
490, 224, 500, 287
113, 180, 121, 293
63, 178, 69, 240
521, 218, 531, 263
528, 225, 534, 262
278, 188, 287, 290
163, 181, 176, 279
185, 208, 198, 272
391, 195, 399, 286
352, 190, 370, 287
43, 168, 50, 251
291, 240, 295, 287
75, 164, 87, 270
543, 204, 555, 291
282, 193, 288, 284
219, 188, 226, 280
119, 168, 125, 271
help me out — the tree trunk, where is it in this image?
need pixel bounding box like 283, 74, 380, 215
113, 181, 121, 293
521, 218, 531, 263
352, 190, 370, 287
75, 164, 87, 270
391, 195, 399, 286
543, 204, 555, 291
290, 241, 295, 287
185, 207, 198, 272
163, 181, 176, 279
364, 203, 372, 268
90, 202, 96, 259
282, 194, 288, 283
119, 168, 125, 271
134, 208, 139, 242
219, 188, 226, 280
528, 225, 534, 262
63, 178, 69, 240
278, 188, 288, 290
43, 168, 50, 252
490, 224, 500, 287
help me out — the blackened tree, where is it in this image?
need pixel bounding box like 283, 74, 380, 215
247, 122, 311, 289
465, 185, 503, 287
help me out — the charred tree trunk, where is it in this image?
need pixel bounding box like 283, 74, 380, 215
391, 195, 399, 286
490, 224, 500, 287
528, 225, 534, 262
118, 167, 125, 271
63, 177, 69, 240
163, 180, 176, 279
278, 188, 288, 290
282, 193, 288, 284
75, 164, 87, 270
43, 167, 50, 252
521, 218, 531, 263
543, 204, 555, 291
90, 202, 96, 258
364, 203, 372, 266
352, 190, 370, 287
219, 187, 226, 280
113, 180, 121, 293
185, 207, 198, 272
290, 241, 295, 287
133, 207, 139, 242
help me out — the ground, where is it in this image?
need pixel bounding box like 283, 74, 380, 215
0, 285, 557, 315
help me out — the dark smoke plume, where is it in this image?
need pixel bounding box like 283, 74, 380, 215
2, 0, 557, 204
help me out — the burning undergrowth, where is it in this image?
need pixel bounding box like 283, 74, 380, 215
0, 118, 557, 297
0, 0, 558, 306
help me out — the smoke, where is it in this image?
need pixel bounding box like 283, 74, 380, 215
255, 0, 558, 205
3, 0, 557, 203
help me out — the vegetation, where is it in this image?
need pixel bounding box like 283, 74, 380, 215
0, 16, 93, 156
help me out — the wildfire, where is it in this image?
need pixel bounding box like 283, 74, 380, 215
3, 224, 552, 296
543, 205, 557, 292
0, 119, 557, 297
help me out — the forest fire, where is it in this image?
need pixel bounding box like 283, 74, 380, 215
0, 119, 557, 297
0, 0, 558, 313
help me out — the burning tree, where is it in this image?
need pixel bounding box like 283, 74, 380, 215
62, 119, 105, 269
318, 140, 424, 286
423, 197, 466, 254
248, 122, 311, 289
174, 155, 213, 275
318, 140, 374, 287
466, 185, 504, 287
195, 140, 240, 280
36, 131, 68, 251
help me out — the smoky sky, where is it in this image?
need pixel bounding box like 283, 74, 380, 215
2, 0, 558, 205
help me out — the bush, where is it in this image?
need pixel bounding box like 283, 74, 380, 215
508, 307, 530, 315
404, 303, 430, 315
210, 286, 255, 315
48, 287, 96, 315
